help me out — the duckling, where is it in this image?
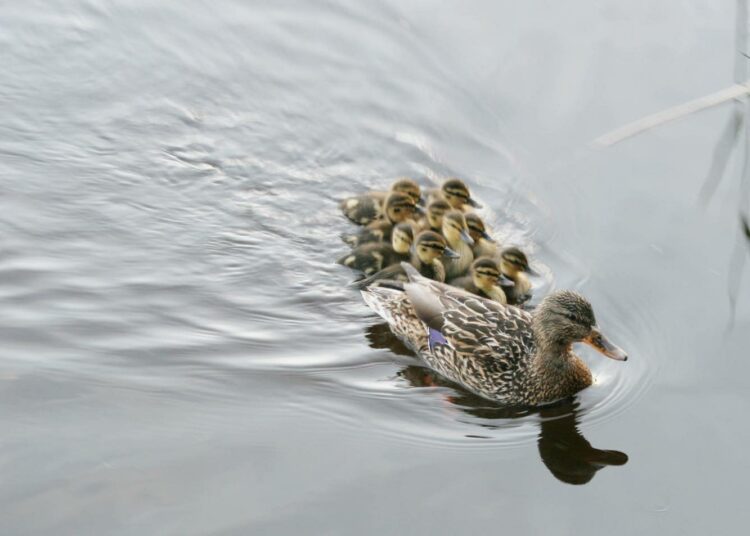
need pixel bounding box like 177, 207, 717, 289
427, 178, 481, 211
465, 212, 498, 259
447, 257, 507, 304
339, 178, 421, 226
341, 192, 420, 247
418, 199, 451, 233
499, 247, 537, 306
361, 265, 627, 406
355, 231, 458, 288
441, 210, 475, 280
337, 223, 414, 275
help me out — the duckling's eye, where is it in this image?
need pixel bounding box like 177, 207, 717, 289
393, 207, 402, 213
563, 312, 578, 322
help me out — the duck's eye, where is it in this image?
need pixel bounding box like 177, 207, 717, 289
393, 207, 402, 213
564, 312, 578, 322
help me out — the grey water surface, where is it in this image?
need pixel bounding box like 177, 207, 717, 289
2, 0, 749, 534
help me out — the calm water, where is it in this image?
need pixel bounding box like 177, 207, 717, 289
2, 1, 749, 534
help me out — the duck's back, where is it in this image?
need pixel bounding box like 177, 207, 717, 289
342, 219, 392, 247
339, 192, 385, 225
337, 243, 406, 275
362, 270, 539, 404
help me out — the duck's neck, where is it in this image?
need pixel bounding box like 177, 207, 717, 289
534, 337, 572, 366
430, 259, 446, 282
445, 232, 462, 250
474, 238, 497, 258
445, 238, 473, 274
487, 284, 507, 304
412, 254, 444, 281
508, 270, 530, 294
531, 323, 592, 395
531, 315, 576, 371
475, 279, 506, 303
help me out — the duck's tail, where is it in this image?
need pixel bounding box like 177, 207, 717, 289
361, 284, 403, 323
400, 261, 421, 282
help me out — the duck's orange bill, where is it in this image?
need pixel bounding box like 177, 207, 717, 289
584, 328, 628, 361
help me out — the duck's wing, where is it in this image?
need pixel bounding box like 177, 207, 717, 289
402, 263, 533, 367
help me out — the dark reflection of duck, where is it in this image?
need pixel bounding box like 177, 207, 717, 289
537, 402, 628, 485
364, 322, 629, 485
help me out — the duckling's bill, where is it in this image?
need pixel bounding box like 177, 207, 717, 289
459, 229, 474, 245
443, 246, 460, 259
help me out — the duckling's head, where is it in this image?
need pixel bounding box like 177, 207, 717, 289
441, 210, 475, 247
384, 192, 419, 224
441, 179, 481, 210
500, 247, 534, 277
391, 178, 422, 205
425, 199, 450, 230
414, 231, 456, 264
471, 257, 501, 291
391, 222, 415, 254
533, 291, 628, 361
465, 213, 493, 243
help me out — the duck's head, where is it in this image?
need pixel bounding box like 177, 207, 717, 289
441, 210, 475, 247
500, 247, 536, 277
465, 213, 493, 243
383, 192, 420, 224
425, 199, 450, 230
441, 179, 481, 210
414, 231, 458, 264
391, 178, 422, 206
391, 222, 415, 254
533, 291, 628, 361
471, 257, 501, 291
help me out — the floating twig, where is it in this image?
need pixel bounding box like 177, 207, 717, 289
591, 84, 750, 148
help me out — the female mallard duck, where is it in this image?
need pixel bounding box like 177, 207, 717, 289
447, 257, 507, 304
342, 192, 420, 247
361, 263, 627, 406
355, 231, 457, 288
427, 178, 481, 211
337, 223, 414, 275
418, 199, 451, 233
441, 210, 475, 280
499, 247, 536, 306
465, 213, 498, 259
340, 178, 421, 226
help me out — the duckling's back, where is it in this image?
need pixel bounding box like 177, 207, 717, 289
339, 193, 385, 226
